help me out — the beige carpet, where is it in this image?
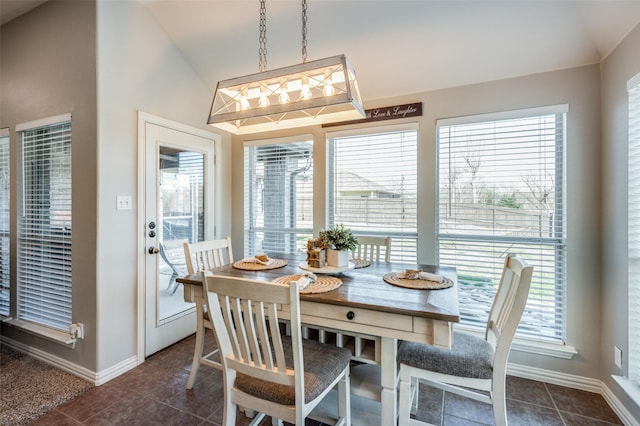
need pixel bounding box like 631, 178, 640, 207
0, 344, 93, 425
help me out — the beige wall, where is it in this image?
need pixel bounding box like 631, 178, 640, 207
0, 0, 98, 369
602, 22, 640, 420
95, 0, 231, 370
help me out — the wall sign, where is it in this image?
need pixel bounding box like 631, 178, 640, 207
322, 102, 423, 128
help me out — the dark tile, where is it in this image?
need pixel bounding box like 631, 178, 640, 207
506, 375, 554, 408
30, 409, 83, 425
57, 383, 132, 422
505, 399, 564, 426
546, 383, 622, 424
444, 392, 494, 425
82, 392, 203, 425
443, 413, 491, 425
412, 381, 445, 424
560, 411, 624, 425
442, 388, 564, 426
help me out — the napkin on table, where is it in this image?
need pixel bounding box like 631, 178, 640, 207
290, 272, 317, 291
241, 255, 274, 265
418, 271, 444, 283
290, 276, 311, 290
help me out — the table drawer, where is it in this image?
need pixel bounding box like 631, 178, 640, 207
300, 301, 413, 332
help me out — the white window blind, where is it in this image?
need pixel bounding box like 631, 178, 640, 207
244, 137, 313, 256
17, 116, 72, 331
437, 106, 567, 342
628, 75, 640, 386
0, 129, 9, 316
327, 126, 418, 262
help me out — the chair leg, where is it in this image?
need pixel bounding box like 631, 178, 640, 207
186, 305, 205, 389
269, 417, 283, 426
338, 368, 351, 425
410, 376, 419, 415
398, 370, 412, 426
492, 374, 508, 426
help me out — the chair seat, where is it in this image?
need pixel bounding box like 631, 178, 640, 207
397, 331, 494, 379
236, 337, 352, 405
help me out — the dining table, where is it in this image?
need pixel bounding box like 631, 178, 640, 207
176, 252, 460, 426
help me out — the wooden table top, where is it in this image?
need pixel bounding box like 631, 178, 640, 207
177, 253, 460, 323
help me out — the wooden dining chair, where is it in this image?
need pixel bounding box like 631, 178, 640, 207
202, 273, 352, 426
183, 237, 234, 389
352, 235, 391, 262
397, 254, 533, 426
183, 236, 234, 274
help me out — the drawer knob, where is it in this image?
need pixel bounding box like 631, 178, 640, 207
346, 311, 355, 320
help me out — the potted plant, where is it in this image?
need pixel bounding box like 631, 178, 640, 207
319, 224, 359, 267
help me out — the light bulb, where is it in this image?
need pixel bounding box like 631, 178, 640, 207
278, 80, 290, 104
323, 70, 335, 96
301, 75, 312, 100
239, 89, 250, 110
279, 90, 290, 104
259, 87, 270, 107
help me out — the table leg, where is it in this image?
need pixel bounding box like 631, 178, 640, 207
380, 336, 398, 426
186, 300, 205, 389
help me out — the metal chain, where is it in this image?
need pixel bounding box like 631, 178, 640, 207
301, 0, 307, 63
259, 0, 267, 72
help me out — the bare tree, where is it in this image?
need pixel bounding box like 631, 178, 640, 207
522, 171, 554, 210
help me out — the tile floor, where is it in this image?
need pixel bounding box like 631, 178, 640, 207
33, 334, 623, 425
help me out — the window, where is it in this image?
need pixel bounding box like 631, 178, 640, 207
628, 74, 640, 386
327, 126, 418, 262
16, 114, 72, 331
244, 136, 313, 256
0, 128, 9, 317
437, 106, 567, 342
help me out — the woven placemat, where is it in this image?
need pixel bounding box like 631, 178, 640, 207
272, 274, 343, 294
383, 272, 454, 290
233, 258, 288, 271
352, 258, 371, 269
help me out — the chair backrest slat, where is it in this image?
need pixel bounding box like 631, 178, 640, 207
184, 237, 234, 274
203, 273, 298, 389
352, 235, 392, 262
485, 255, 533, 365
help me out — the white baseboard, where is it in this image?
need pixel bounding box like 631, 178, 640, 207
508, 362, 639, 425
603, 380, 640, 426
94, 354, 138, 385
1, 336, 138, 386
507, 362, 602, 393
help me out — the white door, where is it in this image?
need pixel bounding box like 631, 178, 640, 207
143, 120, 215, 357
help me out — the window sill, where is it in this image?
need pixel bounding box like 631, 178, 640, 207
455, 324, 578, 359
612, 375, 640, 407
2, 318, 75, 347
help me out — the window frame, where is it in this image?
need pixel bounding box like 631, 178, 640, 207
436, 105, 568, 344
243, 135, 314, 257
627, 71, 640, 394
0, 128, 9, 317
326, 123, 419, 263
13, 113, 73, 335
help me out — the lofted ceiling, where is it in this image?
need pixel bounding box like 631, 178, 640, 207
137, 0, 640, 102
3, 1, 640, 102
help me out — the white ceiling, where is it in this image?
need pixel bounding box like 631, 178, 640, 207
3, 1, 640, 102
138, 0, 640, 101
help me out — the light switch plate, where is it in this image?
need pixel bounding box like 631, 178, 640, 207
117, 195, 132, 210
615, 346, 622, 369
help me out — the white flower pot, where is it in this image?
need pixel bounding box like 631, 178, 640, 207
327, 249, 349, 267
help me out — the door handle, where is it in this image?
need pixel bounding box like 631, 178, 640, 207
148, 246, 159, 255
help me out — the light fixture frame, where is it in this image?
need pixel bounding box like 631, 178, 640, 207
207, 54, 365, 135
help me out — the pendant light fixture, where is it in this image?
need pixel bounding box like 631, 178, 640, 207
207, 0, 365, 135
